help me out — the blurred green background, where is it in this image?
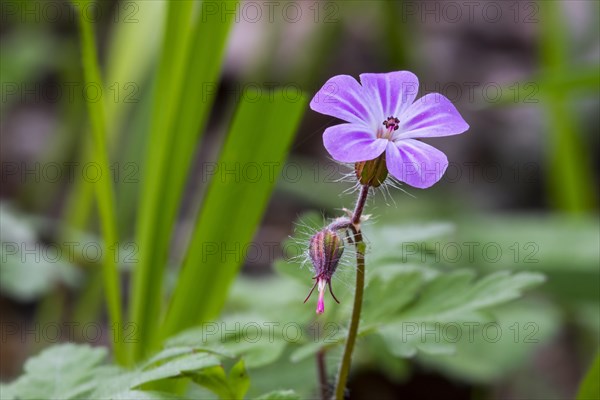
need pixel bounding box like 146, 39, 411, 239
1, 1, 599, 399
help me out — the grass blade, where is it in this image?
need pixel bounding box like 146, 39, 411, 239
129, 2, 237, 361
159, 1, 238, 258
65, 1, 163, 234
162, 89, 307, 338
129, 1, 194, 362
74, 0, 123, 363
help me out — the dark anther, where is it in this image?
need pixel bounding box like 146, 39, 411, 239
382, 116, 400, 131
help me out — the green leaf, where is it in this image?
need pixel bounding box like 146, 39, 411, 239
189, 366, 230, 399
6, 343, 232, 399
362, 267, 425, 324
166, 314, 289, 369
417, 300, 561, 383
398, 270, 545, 322
163, 88, 307, 337
577, 352, 600, 400
228, 359, 251, 400
96, 390, 186, 400
11, 344, 107, 399
256, 390, 301, 400
378, 323, 456, 358
89, 353, 221, 397
89, 350, 221, 397
132, 353, 220, 388
189, 359, 249, 400
372, 271, 545, 359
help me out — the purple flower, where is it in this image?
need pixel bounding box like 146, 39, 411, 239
310, 71, 469, 188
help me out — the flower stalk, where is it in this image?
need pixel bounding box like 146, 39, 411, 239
333, 184, 369, 400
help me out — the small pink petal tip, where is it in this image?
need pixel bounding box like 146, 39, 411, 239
316, 299, 325, 314
316, 281, 326, 314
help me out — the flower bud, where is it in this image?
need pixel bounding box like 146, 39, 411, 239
304, 229, 344, 314
355, 153, 388, 187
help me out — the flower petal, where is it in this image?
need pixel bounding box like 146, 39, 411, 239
398, 93, 469, 139
323, 123, 388, 163
359, 71, 419, 119
310, 75, 377, 127
385, 140, 448, 188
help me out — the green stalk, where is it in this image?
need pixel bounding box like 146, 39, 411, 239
334, 185, 369, 399
75, 1, 124, 363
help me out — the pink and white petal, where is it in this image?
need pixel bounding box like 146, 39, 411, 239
310, 75, 378, 127
323, 124, 388, 163
398, 93, 469, 139
360, 71, 419, 119
385, 140, 448, 189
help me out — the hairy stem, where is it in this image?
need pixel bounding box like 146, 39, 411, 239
334, 185, 369, 399
352, 184, 369, 225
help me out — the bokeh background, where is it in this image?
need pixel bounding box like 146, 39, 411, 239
1, 1, 599, 399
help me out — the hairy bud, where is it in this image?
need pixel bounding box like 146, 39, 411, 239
304, 229, 344, 314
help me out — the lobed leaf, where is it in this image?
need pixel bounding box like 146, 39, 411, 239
10, 344, 107, 399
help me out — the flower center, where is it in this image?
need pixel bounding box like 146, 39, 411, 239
379, 116, 400, 140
